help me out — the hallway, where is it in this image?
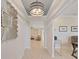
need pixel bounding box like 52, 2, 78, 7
1, 0, 78, 59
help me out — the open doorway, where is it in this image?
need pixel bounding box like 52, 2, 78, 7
31, 27, 44, 48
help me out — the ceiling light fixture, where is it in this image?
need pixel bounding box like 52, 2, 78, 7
30, 0, 44, 16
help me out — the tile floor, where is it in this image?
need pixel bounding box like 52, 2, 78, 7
22, 40, 76, 59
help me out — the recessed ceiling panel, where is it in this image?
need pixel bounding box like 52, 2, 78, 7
21, 0, 53, 16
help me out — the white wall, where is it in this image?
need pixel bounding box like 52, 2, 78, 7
16, 15, 30, 59
1, 16, 23, 59
19, 18, 30, 49
41, 29, 44, 47
1, 15, 31, 59
1, 0, 31, 59
8, 0, 31, 48
44, 20, 54, 57
1, 40, 17, 59
44, 16, 78, 58
30, 20, 44, 29
53, 16, 78, 48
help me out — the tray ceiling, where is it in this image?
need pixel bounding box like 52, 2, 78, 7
21, 0, 53, 16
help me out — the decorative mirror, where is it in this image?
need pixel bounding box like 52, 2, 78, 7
1, 1, 18, 41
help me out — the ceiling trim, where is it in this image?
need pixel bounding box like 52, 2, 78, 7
7, 0, 30, 23
47, 0, 65, 17
45, 0, 66, 23
46, 0, 77, 23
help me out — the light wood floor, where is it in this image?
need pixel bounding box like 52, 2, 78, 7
22, 40, 75, 59
31, 40, 42, 48
22, 48, 53, 59
55, 43, 75, 59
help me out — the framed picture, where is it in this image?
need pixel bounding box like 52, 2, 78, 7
59, 26, 67, 32
71, 26, 78, 32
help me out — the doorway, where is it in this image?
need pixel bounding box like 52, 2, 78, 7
31, 27, 44, 48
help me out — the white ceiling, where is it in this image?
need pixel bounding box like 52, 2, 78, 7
60, 0, 78, 16
21, 0, 53, 15
8, 0, 78, 19
7, 0, 78, 29
21, 0, 78, 17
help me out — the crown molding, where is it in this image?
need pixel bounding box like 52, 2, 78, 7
7, 0, 30, 24
46, 0, 77, 23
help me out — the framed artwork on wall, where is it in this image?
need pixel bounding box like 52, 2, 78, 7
71, 26, 78, 32
59, 26, 67, 32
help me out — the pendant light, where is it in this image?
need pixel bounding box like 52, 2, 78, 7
30, 0, 44, 16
